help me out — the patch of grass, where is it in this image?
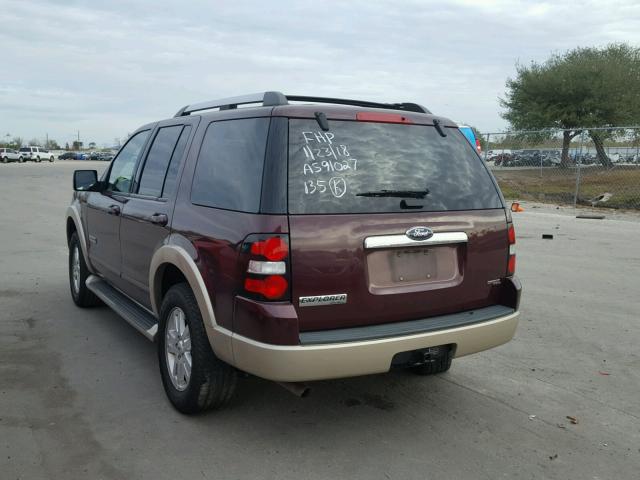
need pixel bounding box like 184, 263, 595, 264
493, 165, 640, 209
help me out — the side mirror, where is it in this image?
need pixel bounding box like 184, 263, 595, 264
73, 170, 98, 191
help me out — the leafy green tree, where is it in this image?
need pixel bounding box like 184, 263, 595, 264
501, 44, 640, 167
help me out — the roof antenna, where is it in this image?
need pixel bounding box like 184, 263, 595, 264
314, 112, 330, 131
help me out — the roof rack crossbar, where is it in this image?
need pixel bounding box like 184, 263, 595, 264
174, 91, 287, 117
174, 91, 431, 117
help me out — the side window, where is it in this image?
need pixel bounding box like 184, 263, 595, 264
161, 125, 191, 199
107, 130, 150, 192
138, 125, 183, 197
191, 118, 269, 212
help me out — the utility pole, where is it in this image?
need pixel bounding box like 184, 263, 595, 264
46, 133, 49, 148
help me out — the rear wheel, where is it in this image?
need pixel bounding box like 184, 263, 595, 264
49, 156, 54, 162
158, 283, 237, 414
18, 156, 24, 163
2, 156, 7, 163
36, 156, 41, 163
68, 232, 101, 307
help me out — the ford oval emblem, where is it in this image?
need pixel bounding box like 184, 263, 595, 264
406, 226, 434, 241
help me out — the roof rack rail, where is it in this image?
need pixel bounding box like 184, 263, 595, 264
286, 95, 431, 114
174, 91, 430, 117
174, 91, 287, 117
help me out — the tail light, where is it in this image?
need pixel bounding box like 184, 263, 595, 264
475, 137, 482, 154
241, 234, 290, 301
507, 223, 516, 276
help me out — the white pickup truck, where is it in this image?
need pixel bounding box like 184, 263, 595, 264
18, 146, 55, 162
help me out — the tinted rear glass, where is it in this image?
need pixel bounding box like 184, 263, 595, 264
138, 125, 183, 197
288, 119, 502, 214
191, 118, 269, 212
161, 125, 191, 198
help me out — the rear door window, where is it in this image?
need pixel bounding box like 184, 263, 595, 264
161, 126, 191, 199
288, 119, 502, 214
137, 125, 183, 197
191, 118, 270, 212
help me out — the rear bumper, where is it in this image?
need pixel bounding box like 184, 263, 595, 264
229, 308, 519, 382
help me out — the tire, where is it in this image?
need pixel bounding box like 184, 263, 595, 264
36, 156, 41, 163
49, 156, 54, 162
68, 232, 101, 307
2, 156, 7, 163
158, 283, 237, 414
18, 156, 23, 163
409, 348, 453, 376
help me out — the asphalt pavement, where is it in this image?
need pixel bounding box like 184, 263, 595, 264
1, 161, 639, 479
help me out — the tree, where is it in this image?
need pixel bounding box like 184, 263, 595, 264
65, 142, 70, 151
72, 141, 83, 150
501, 44, 640, 167
88, 142, 96, 149
12, 136, 23, 148
45, 139, 60, 149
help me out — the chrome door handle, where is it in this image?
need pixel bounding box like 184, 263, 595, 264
107, 204, 121, 215
150, 213, 168, 226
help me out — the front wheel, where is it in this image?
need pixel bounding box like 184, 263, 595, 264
36, 156, 41, 163
2, 156, 7, 163
49, 156, 54, 162
18, 156, 24, 163
158, 283, 237, 414
68, 232, 101, 307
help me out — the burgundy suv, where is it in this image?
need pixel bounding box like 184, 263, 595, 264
67, 92, 521, 413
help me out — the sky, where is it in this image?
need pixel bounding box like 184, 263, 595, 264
1, 0, 639, 147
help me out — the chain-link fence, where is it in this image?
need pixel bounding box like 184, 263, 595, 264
481, 127, 640, 209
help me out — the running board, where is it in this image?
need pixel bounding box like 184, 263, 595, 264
86, 275, 158, 341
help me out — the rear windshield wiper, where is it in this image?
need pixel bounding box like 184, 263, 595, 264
356, 189, 430, 199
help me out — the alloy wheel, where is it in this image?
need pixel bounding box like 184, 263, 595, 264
165, 307, 192, 391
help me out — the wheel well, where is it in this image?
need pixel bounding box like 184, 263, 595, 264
160, 264, 188, 300
66, 218, 77, 245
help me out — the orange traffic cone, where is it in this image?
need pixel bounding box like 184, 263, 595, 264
511, 202, 524, 212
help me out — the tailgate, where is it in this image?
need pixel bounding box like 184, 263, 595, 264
289, 210, 508, 331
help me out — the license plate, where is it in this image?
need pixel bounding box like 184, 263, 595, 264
366, 245, 459, 290
391, 248, 436, 282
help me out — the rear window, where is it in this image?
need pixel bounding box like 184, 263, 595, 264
288, 119, 502, 214
20, 147, 29, 152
